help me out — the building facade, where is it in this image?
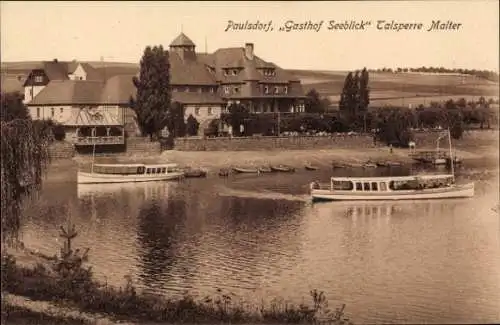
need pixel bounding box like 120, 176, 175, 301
21, 33, 305, 139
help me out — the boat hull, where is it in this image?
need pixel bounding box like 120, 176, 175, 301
311, 183, 474, 202
77, 171, 184, 184
232, 168, 259, 174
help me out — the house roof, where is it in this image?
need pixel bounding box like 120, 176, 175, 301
65, 108, 121, 126
28, 80, 104, 105
170, 33, 196, 47
170, 52, 217, 85
43, 61, 70, 81
101, 74, 136, 103
172, 92, 225, 104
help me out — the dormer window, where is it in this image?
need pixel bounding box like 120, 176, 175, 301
224, 69, 229, 76
224, 86, 230, 94
284, 86, 288, 94
34, 75, 43, 83
274, 87, 279, 94
210, 87, 215, 93
264, 86, 269, 94
232, 69, 238, 76
234, 87, 240, 93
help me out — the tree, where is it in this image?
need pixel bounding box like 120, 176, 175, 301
1, 106, 52, 242
130, 45, 171, 141
227, 103, 250, 136
359, 68, 370, 113
305, 89, 326, 113
165, 101, 186, 138
1, 92, 29, 121
339, 72, 357, 123
186, 114, 200, 136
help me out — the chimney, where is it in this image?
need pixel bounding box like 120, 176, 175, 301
245, 43, 254, 60
53, 58, 58, 63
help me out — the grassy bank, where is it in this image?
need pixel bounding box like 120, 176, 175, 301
1, 249, 353, 325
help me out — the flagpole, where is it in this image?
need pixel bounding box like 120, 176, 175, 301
447, 128, 455, 181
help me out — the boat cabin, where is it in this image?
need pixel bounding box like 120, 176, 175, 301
330, 175, 455, 192
92, 163, 179, 175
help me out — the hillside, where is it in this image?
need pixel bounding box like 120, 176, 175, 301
289, 69, 499, 107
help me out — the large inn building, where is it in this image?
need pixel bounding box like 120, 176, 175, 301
7, 33, 305, 146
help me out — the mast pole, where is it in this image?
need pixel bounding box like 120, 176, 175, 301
91, 143, 96, 174
447, 128, 455, 181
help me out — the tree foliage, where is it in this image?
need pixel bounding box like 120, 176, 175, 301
1, 94, 52, 242
1, 92, 29, 121
305, 89, 329, 113
186, 114, 200, 136
130, 45, 172, 140
166, 101, 186, 138
226, 103, 250, 136
339, 68, 370, 128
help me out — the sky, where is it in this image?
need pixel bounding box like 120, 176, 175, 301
1, 1, 498, 71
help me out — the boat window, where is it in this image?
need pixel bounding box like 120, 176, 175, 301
146, 168, 151, 174
167, 167, 176, 172
161, 168, 166, 173
155, 168, 161, 174
138, 167, 145, 174
389, 181, 395, 190
380, 182, 387, 191
363, 182, 370, 191
332, 180, 354, 190
371, 182, 378, 191
355, 182, 362, 191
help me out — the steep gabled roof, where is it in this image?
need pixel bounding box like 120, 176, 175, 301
169, 52, 217, 85
42, 61, 69, 81
170, 33, 195, 47
28, 80, 104, 105
101, 74, 136, 103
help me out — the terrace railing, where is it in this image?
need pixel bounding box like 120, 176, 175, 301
74, 136, 125, 146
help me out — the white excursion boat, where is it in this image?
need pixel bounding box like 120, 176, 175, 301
310, 128, 474, 202
77, 163, 184, 184
309, 174, 474, 202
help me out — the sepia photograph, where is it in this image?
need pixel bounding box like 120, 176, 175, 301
1, 1, 499, 324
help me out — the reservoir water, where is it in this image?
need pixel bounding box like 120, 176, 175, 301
19, 162, 500, 324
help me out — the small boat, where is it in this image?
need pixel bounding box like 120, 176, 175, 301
309, 174, 474, 202
232, 167, 259, 174
348, 163, 364, 168
258, 166, 273, 173
77, 163, 184, 184
332, 163, 347, 169
183, 168, 207, 178
376, 161, 389, 167
218, 168, 231, 177
387, 161, 403, 167
270, 165, 295, 173
363, 162, 377, 168
305, 165, 318, 171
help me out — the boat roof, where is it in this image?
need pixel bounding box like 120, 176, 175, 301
332, 174, 454, 182
94, 163, 178, 168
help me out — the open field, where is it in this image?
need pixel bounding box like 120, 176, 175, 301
290, 69, 499, 107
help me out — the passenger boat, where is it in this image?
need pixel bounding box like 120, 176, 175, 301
305, 164, 318, 171
232, 167, 259, 174
309, 174, 474, 202
77, 163, 184, 184
270, 165, 295, 172
310, 128, 474, 202
258, 166, 273, 173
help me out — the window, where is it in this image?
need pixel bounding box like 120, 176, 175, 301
224, 69, 229, 76
363, 182, 370, 191
51, 108, 55, 117
185, 87, 190, 92
380, 182, 387, 191
284, 86, 288, 94
36, 107, 40, 118
155, 168, 161, 174
173, 87, 178, 92
60, 107, 64, 113
234, 87, 239, 93
198, 88, 203, 93
232, 70, 237, 76
332, 181, 354, 191
274, 87, 279, 94
224, 86, 230, 94
371, 182, 378, 191
264, 86, 269, 94
210, 87, 215, 93
146, 168, 151, 174
34, 75, 43, 83
195, 107, 200, 115
207, 107, 212, 115
355, 182, 362, 191
161, 168, 166, 174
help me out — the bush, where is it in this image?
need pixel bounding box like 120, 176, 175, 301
52, 124, 66, 141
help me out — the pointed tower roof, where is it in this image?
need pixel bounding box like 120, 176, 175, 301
170, 33, 195, 47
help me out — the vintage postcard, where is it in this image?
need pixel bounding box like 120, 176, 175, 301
1, 1, 498, 324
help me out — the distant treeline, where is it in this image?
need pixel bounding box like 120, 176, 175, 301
369, 67, 499, 82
